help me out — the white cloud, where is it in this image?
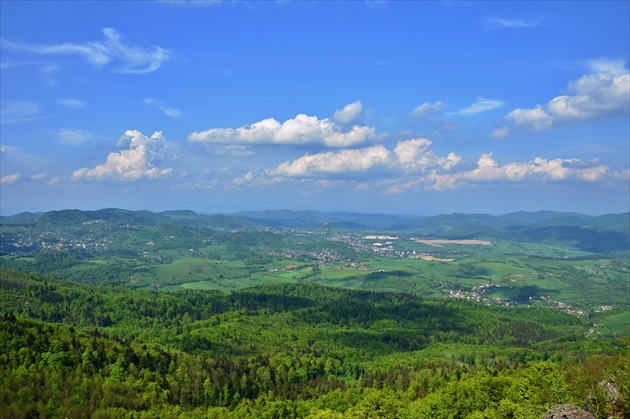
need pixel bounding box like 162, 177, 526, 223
463, 153, 576, 182
333, 100, 363, 124
232, 172, 254, 185
189, 113, 378, 148
548, 72, 629, 120
503, 70, 629, 131
454, 97, 504, 116
505, 106, 553, 130
576, 165, 609, 182
30, 173, 49, 180
72, 130, 172, 181
393, 138, 460, 172
438, 152, 462, 170
57, 98, 86, 108
1, 101, 39, 124
55, 128, 95, 145
1, 28, 170, 74
485, 16, 545, 29
265, 138, 460, 179
271, 146, 391, 177
393, 153, 611, 192
586, 58, 628, 75
383, 150, 617, 193
393, 138, 432, 170
410, 100, 447, 117
144, 98, 183, 118
490, 126, 510, 139
0, 173, 20, 184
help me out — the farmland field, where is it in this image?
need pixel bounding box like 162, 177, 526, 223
1, 208, 628, 323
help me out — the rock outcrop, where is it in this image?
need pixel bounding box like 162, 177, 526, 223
542, 404, 596, 419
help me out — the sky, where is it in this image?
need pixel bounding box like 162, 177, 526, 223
1, 1, 629, 216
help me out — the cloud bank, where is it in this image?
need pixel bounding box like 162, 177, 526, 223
226, 138, 616, 194
260, 138, 459, 180
388, 153, 612, 192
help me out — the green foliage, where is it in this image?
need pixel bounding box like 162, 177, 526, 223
0, 207, 628, 417
0, 268, 627, 417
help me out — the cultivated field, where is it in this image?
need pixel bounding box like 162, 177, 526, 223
416, 239, 494, 246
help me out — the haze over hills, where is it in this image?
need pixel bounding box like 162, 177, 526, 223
2, 208, 628, 253
2, 207, 628, 230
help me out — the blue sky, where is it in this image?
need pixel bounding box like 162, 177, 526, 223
1, 1, 628, 215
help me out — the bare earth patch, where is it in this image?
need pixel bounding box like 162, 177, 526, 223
416, 255, 456, 262
416, 239, 493, 247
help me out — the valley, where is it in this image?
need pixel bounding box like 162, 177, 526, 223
1, 208, 628, 333
0, 208, 628, 418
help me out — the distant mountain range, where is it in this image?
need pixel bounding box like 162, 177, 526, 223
1, 208, 628, 255
2, 208, 628, 231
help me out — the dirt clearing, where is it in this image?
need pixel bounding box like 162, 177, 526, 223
416, 239, 493, 247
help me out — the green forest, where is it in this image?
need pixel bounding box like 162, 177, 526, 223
0, 209, 628, 418
0, 268, 628, 418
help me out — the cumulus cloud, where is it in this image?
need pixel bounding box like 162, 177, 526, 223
410, 101, 447, 117
438, 152, 463, 170
505, 106, 553, 130
55, 128, 96, 145
271, 146, 391, 177
144, 98, 183, 118
393, 138, 460, 172
1, 28, 170, 74
333, 100, 363, 124
388, 153, 611, 192
393, 138, 432, 169
72, 130, 172, 181
0, 173, 20, 184
454, 97, 504, 116
189, 112, 378, 148
463, 153, 576, 182
57, 98, 86, 108
502, 69, 629, 132
265, 138, 460, 179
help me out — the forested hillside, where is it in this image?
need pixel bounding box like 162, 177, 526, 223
1, 209, 628, 319
0, 268, 627, 418
0, 208, 628, 417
